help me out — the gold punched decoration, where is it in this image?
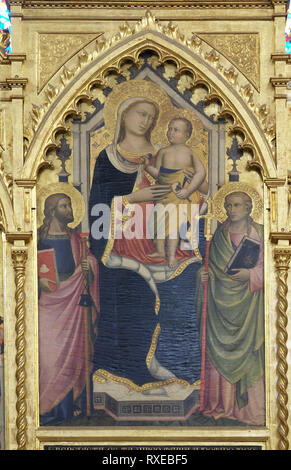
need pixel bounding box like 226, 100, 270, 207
37, 183, 85, 229
198, 33, 260, 91
38, 33, 103, 92
212, 181, 263, 224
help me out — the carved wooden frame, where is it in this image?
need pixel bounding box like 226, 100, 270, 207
0, 1, 290, 451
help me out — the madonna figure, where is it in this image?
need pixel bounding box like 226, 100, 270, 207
89, 92, 207, 394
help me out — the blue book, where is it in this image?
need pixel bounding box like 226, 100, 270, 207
225, 235, 260, 275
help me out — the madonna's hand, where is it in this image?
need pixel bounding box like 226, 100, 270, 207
127, 185, 171, 203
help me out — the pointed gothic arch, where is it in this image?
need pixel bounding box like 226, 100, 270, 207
22, 27, 276, 181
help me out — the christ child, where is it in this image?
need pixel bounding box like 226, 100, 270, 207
142, 117, 206, 268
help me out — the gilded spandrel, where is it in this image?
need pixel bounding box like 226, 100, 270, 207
0, 0, 290, 451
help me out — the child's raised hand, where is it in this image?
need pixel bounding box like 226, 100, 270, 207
140, 155, 150, 167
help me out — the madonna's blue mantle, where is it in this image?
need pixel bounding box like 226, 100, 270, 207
89, 149, 203, 387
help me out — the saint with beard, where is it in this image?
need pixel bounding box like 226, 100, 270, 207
38, 194, 76, 283
38, 193, 99, 425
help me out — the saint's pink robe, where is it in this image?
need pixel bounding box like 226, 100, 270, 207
38, 232, 99, 415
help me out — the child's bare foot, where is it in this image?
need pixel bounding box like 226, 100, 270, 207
148, 251, 166, 259
168, 255, 179, 269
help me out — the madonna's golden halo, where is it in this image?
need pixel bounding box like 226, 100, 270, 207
102, 79, 172, 140
37, 183, 85, 229
101, 79, 208, 170
212, 182, 263, 224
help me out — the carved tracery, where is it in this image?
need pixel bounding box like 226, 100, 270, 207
22, 12, 275, 184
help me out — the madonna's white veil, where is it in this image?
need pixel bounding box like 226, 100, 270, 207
106, 97, 160, 185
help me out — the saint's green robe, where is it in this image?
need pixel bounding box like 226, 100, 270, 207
196, 221, 265, 409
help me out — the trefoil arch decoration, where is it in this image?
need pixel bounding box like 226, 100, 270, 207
22, 11, 275, 182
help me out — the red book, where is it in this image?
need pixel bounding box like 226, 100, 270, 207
37, 249, 59, 291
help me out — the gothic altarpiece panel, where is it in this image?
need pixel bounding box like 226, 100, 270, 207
0, 0, 291, 451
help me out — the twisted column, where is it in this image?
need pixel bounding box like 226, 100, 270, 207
274, 248, 291, 451
11, 247, 28, 450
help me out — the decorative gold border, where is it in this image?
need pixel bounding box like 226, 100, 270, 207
196, 32, 260, 92
37, 32, 103, 93
15, 0, 278, 8
93, 369, 190, 393
273, 247, 291, 450
23, 10, 275, 179
1, 0, 290, 450
11, 247, 28, 450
